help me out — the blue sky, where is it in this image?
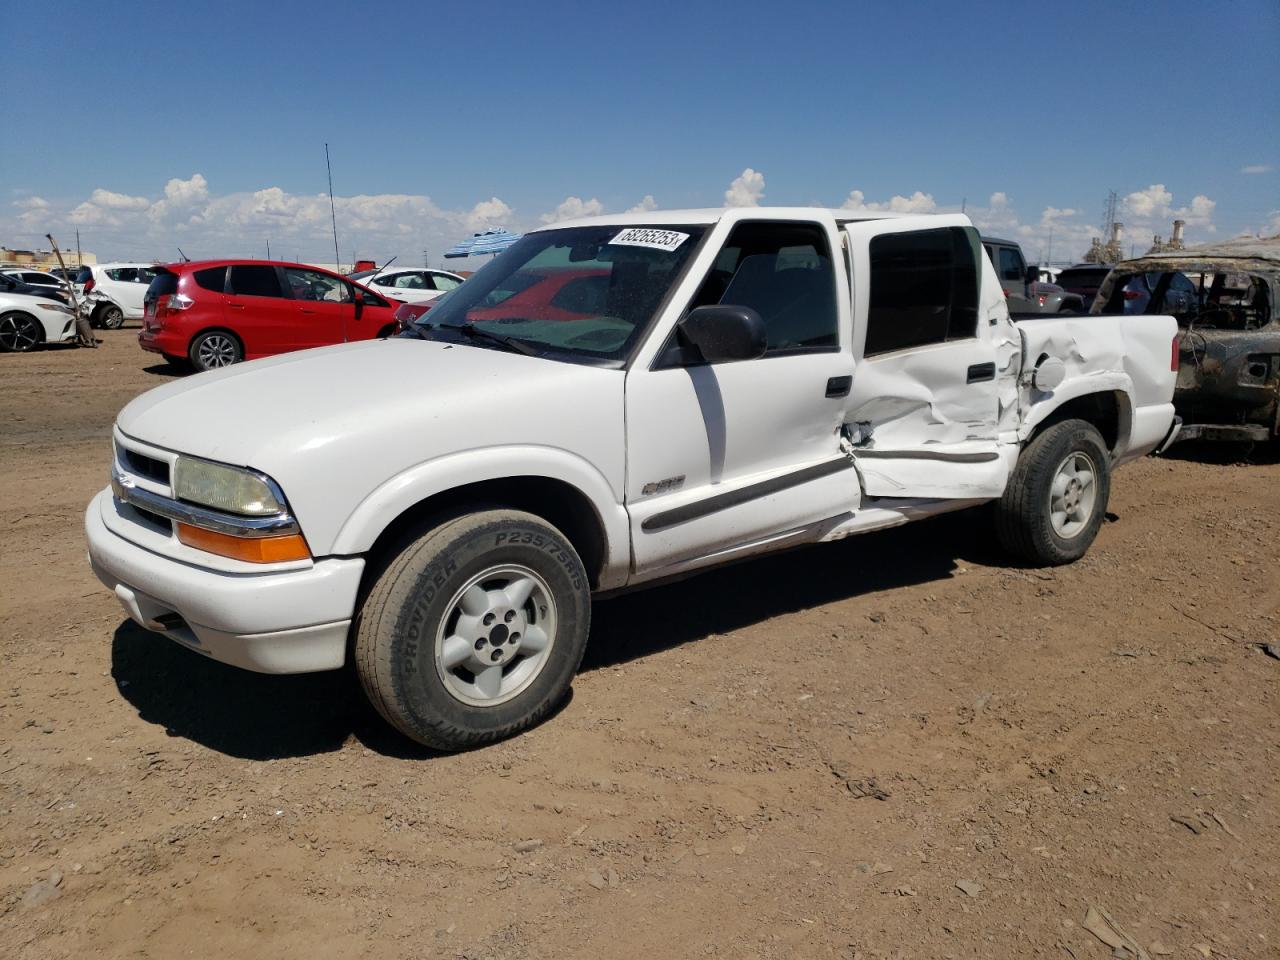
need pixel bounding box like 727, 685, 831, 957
5, 0, 1277, 266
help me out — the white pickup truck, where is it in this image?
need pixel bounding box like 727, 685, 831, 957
87, 207, 1179, 750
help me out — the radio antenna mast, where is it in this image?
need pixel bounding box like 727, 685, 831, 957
325, 143, 341, 272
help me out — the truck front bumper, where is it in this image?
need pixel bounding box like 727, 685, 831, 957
86, 489, 364, 674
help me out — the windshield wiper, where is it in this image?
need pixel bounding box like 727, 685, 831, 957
436, 322, 542, 357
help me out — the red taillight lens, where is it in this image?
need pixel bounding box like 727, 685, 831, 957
1124, 290, 1142, 300
1037, 294, 1048, 306
1171, 334, 1180, 371
83, 278, 96, 293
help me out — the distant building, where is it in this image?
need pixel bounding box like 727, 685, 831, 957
1, 246, 98, 269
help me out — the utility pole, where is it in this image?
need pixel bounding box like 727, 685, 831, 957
266, 239, 271, 260
423, 248, 429, 268
75, 229, 82, 267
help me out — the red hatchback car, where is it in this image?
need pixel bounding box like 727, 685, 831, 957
140, 260, 402, 371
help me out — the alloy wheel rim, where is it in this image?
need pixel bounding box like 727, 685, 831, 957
433, 564, 558, 707
1048, 451, 1098, 539
197, 335, 236, 367
0, 316, 40, 351
104, 307, 122, 328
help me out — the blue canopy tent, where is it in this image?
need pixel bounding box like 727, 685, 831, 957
444, 228, 523, 259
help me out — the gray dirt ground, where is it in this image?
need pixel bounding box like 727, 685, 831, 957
2, 330, 1278, 959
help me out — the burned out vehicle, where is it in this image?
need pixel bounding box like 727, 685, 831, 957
1093, 236, 1280, 443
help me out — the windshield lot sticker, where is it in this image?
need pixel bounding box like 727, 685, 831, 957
608, 228, 689, 252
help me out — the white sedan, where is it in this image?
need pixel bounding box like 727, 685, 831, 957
0, 291, 78, 352
349, 267, 465, 305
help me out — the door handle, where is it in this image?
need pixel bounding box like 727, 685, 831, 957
228, 303, 245, 310
966, 362, 996, 384
825, 375, 852, 398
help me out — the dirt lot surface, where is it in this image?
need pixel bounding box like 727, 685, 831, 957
2, 331, 1278, 959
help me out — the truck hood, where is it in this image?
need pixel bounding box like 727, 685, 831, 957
117, 338, 626, 552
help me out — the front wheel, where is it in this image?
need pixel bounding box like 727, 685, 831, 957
96, 304, 125, 329
189, 330, 242, 371
354, 510, 591, 751
995, 419, 1111, 565
0, 311, 44, 352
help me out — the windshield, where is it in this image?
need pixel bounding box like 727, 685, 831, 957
414, 224, 706, 363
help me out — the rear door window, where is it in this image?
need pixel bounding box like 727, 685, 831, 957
228, 265, 284, 298
864, 227, 981, 356
193, 267, 227, 292
431, 273, 462, 292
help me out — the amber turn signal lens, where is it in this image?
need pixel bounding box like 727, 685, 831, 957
176, 523, 311, 563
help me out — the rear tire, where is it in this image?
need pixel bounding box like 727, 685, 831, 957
189, 330, 242, 371
0, 311, 44, 352
354, 510, 591, 751
996, 419, 1110, 565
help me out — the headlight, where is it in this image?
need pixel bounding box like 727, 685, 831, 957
173, 456, 285, 516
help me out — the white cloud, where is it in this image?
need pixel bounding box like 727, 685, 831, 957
1122, 183, 1215, 233
1, 175, 522, 265
540, 196, 604, 225
1241, 164, 1272, 175
724, 168, 765, 207
148, 173, 210, 222
626, 194, 658, 214
841, 189, 937, 214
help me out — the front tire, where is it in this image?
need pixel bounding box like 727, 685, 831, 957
189, 330, 242, 371
96, 304, 125, 329
354, 510, 591, 751
996, 419, 1111, 565
0, 311, 44, 352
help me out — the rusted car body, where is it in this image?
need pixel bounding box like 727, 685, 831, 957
1092, 236, 1280, 442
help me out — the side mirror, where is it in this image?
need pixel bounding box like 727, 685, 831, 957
677, 305, 767, 363
353, 290, 365, 318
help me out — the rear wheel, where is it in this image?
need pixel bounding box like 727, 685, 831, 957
354, 509, 591, 751
0, 312, 44, 352
996, 419, 1110, 565
189, 330, 242, 371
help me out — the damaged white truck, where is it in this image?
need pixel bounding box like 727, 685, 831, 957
87, 208, 1180, 750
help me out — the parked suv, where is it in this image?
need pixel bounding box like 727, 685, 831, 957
77, 262, 162, 328
981, 237, 1084, 314
140, 260, 403, 371
1056, 264, 1114, 310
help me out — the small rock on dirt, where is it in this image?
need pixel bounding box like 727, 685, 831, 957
584, 869, 607, 890
513, 839, 543, 853
21, 877, 61, 911
1149, 942, 1173, 957
954, 879, 982, 898
892, 884, 917, 897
